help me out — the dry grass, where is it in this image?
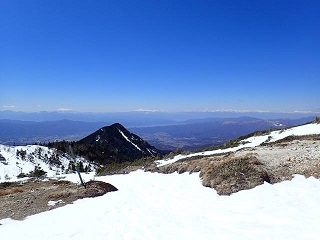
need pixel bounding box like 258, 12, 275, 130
200, 154, 270, 195
149, 137, 320, 195
0, 187, 24, 196
148, 153, 270, 195
48, 188, 78, 199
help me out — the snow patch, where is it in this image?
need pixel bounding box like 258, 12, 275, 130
268, 123, 320, 142
47, 200, 64, 206
118, 128, 143, 152
146, 148, 155, 156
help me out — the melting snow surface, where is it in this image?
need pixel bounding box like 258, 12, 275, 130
1, 171, 320, 240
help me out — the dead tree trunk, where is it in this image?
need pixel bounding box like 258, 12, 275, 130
69, 145, 86, 188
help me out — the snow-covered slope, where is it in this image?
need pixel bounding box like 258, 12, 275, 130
1, 171, 320, 239
0, 145, 94, 182
157, 122, 320, 166
1, 122, 320, 239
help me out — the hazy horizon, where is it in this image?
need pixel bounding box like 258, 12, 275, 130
0, 109, 318, 124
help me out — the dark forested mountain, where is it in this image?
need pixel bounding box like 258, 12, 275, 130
48, 123, 163, 165
79, 123, 162, 159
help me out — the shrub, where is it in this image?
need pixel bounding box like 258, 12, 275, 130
201, 155, 270, 195
17, 172, 28, 178
29, 165, 47, 178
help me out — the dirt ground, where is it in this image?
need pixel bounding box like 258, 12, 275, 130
0, 179, 117, 221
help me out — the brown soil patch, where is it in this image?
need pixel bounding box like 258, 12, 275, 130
0, 179, 117, 221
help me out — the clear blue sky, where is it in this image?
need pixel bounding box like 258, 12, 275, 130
1, 0, 319, 113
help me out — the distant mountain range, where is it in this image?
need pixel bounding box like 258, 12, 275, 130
0, 114, 315, 150
0, 110, 316, 124
0, 119, 104, 145
131, 116, 315, 150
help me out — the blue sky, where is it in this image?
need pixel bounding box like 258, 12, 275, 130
1, 0, 319, 113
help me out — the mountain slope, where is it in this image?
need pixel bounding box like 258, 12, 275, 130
157, 122, 320, 166
152, 121, 320, 195
78, 123, 160, 158
0, 144, 94, 182
48, 123, 163, 165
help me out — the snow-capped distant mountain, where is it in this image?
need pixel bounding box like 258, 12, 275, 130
0, 144, 95, 182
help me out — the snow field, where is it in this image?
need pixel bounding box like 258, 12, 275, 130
1, 170, 320, 240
